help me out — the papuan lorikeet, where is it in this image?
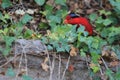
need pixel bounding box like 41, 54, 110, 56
64, 13, 93, 35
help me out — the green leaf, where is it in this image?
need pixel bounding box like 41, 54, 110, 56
112, 45, 120, 59
57, 47, 65, 52
0, 12, 3, 17
91, 53, 100, 63
4, 36, 15, 46
38, 22, 48, 29
91, 39, 99, 49
2, 47, 11, 56
4, 14, 10, 19
21, 14, 33, 24
106, 69, 114, 80
22, 75, 33, 80
6, 68, 15, 77
116, 0, 120, 2
55, 0, 66, 5
101, 28, 110, 38
99, 10, 111, 15
95, 17, 104, 24
34, 0, 45, 6
49, 15, 61, 23
89, 13, 97, 22
114, 68, 120, 80
1, 0, 12, 9
41, 37, 48, 44
80, 49, 86, 57
65, 45, 70, 52
103, 19, 112, 26
77, 25, 85, 32
91, 66, 100, 73
83, 31, 89, 36
47, 45, 53, 50
16, 21, 24, 27
24, 29, 33, 38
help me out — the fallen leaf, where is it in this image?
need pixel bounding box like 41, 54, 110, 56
84, 0, 91, 8
110, 51, 117, 60
110, 61, 119, 67
15, 9, 25, 15
41, 63, 49, 72
0, 0, 2, 5
0, 71, 5, 75
86, 9, 95, 14
68, 64, 74, 72
102, 47, 110, 57
98, 60, 103, 64
74, 3, 79, 9
44, 57, 49, 63
89, 63, 100, 73
102, 48, 118, 60
18, 68, 27, 76
41, 57, 49, 71
26, 9, 35, 14
89, 63, 97, 68
70, 46, 78, 56
102, 46, 117, 60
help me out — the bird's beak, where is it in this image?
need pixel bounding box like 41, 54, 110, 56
63, 19, 68, 24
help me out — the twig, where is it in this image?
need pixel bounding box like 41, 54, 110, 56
23, 50, 28, 75
15, 42, 29, 79
61, 56, 70, 80
49, 54, 55, 80
101, 57, 109, 69
0, 56, 17, 68
98, 64, 103, 75
58, 54, 61, 80
15, 52, 23, 80
43, 44, 53, 80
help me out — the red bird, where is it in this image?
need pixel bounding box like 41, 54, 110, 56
64, 13, 93, 35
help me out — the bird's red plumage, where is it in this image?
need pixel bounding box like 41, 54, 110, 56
64, 15, 93, 35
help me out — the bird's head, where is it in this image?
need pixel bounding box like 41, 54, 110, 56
64, 13, 79, 24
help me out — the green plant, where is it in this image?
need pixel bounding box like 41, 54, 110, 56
1, 0, 12, 9
0, 0, 120, 79
41, 25, 77, 52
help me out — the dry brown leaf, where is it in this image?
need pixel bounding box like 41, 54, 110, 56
0, 0, 2, 4
68, 64, 74, 72
98, 60, 103, 64
0, 71, 5, 75
74, 3, 79, 9
44, 57, 49, 63
18, 68, 27, 76
86, 9, 95, 14
41, 63, 49, 72
110, 61, 119, 67
41, 57, 49, 71
89, 63, 97, 68
102, 46, 118, 61
102, 50, 109, 57
47, 30, 51, 36
84, 0, 91, 8
70, 46, 78, 56
110, 51, 117, 59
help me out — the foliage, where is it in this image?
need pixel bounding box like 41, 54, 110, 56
22, 75, 33, 80
109, 0, 120, 16
1, 0, 12, 9
41, 25, 77, 52
34, 0, 45, 6
6, 68, 15, 77
20, 14, 33, 24
0, 0, 120, 80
